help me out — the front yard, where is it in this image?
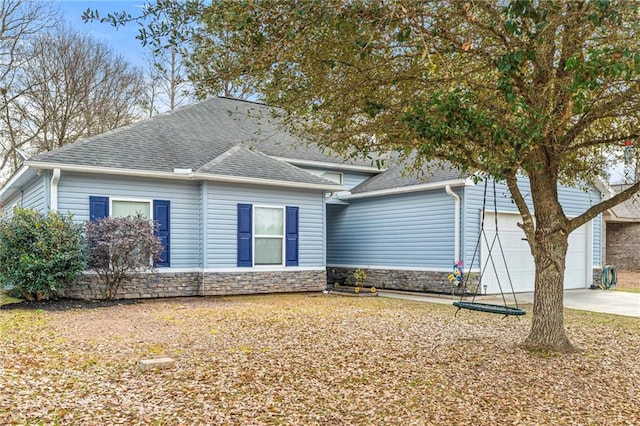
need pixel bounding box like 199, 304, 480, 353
1, 293, 639, 425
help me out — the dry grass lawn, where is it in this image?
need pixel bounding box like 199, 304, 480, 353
1, 293, 639, 425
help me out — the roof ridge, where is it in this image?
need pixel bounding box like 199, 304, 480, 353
216, 96, 269, 107
195, 142, 337, 186
196, 145, 243, 172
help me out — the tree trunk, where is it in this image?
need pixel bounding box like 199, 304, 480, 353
524, 229, 576, 352
523, 160, 577, 353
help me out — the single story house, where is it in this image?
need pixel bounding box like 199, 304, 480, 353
0, 97, 376, 298
604, 184, 640, 271
0, 97, 605, 298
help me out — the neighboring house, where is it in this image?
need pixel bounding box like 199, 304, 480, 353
0, 97, 606, 297
604, 184, 640, 271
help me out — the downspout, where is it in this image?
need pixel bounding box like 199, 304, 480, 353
445, 185, 460, 263
50, 168, 61, 212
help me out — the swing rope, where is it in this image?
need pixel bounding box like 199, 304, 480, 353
453, 179, 526, 317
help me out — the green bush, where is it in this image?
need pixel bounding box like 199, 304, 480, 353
0, 208, 86, 301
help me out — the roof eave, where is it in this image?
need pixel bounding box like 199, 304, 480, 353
0, 165, 37, 201
605, 216, 640, 223
273, 157, 386, 174
593, 176, 614, 199
25, 161, 344, 192
192, 172, 344, 191
340, 178, 472, 200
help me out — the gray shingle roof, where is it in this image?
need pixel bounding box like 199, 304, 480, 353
25, 96, 471, 192
29, 97, 370, 178
197, 145, 334, 185
350, 159, 464, 194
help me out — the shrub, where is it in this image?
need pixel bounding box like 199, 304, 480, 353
0, 208, 86, 301
85, 214, 163, 299
353, 268, 367, 288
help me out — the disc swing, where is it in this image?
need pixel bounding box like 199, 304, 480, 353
452, 179, 526, 317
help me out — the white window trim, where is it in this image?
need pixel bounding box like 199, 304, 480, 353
109, 197, 156, 267
110, 197, 154, 220
253, 204, 285, 267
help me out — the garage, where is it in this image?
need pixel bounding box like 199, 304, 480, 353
480, 212, 590, 294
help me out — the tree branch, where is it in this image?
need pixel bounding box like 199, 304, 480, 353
568, 181, 640, 232
505, 174, 535, 242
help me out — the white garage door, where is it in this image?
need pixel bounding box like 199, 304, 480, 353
480, 212, 589, 294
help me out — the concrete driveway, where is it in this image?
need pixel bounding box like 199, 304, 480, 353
507, 289, 640, 318
378, 289, 640, 318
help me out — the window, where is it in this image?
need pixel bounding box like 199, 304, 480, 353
254, 206, 284, 265
307, 169, 343, 185
89, 196, 170, 267
320, 171, 343, 185
111, 200, 151, 218
237, 204, 298, 267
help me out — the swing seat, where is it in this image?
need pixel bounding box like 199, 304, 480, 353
453, 301, 526, 316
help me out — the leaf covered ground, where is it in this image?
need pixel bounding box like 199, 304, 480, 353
1, 293, 639, 425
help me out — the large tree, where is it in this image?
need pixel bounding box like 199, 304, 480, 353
140, 44, 193, 117
136, 1, 195, 116
0, 0, 55, 174
104, 0, 640, 352
14, 26, 144, 153
0, 17, 145, 179
84, 0, 256, 99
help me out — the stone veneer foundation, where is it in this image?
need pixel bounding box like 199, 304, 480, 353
327, 267, 481, 295
592, 267, 603, 289
328, 267, 601, 294
64, 270, 327, 300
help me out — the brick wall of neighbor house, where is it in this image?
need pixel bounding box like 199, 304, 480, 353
606, 222, 640, 271
64, 270, 326, 300
327, 267, 481, 295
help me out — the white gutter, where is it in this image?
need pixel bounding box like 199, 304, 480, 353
272, 157, 386, 173
340, 178, 471, 200
190, 172, 344, 191
24, 161, 344, 192
50, 168, 61, 212
445, 184, 461, 263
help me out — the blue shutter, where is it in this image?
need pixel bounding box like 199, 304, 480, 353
237, 203, 252, 267
89, 196, 109, 221
286, 206, 299, 266
153, 200, 170, 267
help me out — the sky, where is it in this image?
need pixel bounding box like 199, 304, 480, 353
44, 2, 637, 184
53, 1, 148, 67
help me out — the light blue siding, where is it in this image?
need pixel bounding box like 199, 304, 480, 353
58, 172, 201, 268
463, 177, 603, 268
592, 215, 602, 265
2, 175, 47, 215
206, 183, 325, 268
327, 189, 457, 268
2, 192, 20, 217
23, 176, 46, 211
343, 171, 376, 190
